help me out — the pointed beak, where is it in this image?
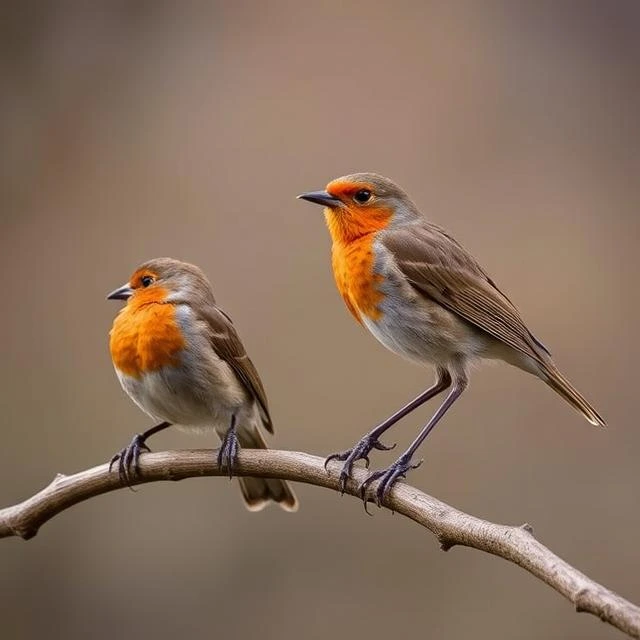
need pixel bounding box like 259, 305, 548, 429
107, 283, 134, 301
297, 190, 342, 208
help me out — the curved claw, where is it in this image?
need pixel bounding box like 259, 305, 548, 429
371, 440, 396, 452
359, 454, 424, 507
358, 469, 386, 500
335, 456, 357, 494
217, 429, 240, 479
108, 453, 120, 474
363, 496, 377, 516
337, 472, 349, 495
324, 434, 395, 495
109, 434, 151, 490
324, 450, 358, 494
374, 472, 400, 506
323, 450, 349, 471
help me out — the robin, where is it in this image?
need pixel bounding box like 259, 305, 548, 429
107, 257, 298, 512
298, 173, 605, 505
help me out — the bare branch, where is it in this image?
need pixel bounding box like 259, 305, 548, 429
0, 449, 638, 638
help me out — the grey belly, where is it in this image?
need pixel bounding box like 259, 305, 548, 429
116, 357, 245, 430
362, 291, 488, 368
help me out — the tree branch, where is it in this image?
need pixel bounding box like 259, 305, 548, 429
1, 449, 638, 637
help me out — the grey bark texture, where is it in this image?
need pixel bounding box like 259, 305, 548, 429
0, 449, 638, 638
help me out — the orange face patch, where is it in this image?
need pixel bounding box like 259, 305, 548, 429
326, 178, 375, 200
109, 286, 185, 378
323, 180, 392, 244
129, 268, 159, 291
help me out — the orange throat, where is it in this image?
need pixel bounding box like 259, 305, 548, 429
325, 207, 391, 324
109, 288, 186, 378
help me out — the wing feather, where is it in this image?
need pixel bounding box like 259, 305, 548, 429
381, 223, 551, 364
199, 306, 274, 433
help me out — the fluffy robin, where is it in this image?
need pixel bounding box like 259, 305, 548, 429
298, 173, 605, 505
107, 257, 298, 512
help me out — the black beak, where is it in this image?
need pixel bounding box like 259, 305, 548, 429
297, 190, 342, 207
107, 283, 134, 300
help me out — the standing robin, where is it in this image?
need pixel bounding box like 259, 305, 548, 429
107, 257, 298, 512
298, 173, 605, 505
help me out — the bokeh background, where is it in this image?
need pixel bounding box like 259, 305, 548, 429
1, 2, 638, 639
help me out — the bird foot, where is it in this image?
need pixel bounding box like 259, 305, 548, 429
217, 428, 239, 479
359, 454, 423, 508
324, 434, 396, 494
109, 434, 151, 489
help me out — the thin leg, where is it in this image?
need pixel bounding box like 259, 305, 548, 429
325, 370, 452, 493
361, 375, 468, 506
109, 421, 172, 488
217, 414, 239, 479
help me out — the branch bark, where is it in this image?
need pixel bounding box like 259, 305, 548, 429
1, 449, 638, 638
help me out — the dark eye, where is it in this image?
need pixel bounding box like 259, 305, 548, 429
353, 189, 372, 204
141, 275, 154, 287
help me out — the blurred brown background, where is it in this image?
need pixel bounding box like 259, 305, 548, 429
1, 2, 638, 639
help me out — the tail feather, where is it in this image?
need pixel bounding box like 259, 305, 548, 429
541, 364, 606, 427
238, 476, 298, 512
235, 425, 299, 513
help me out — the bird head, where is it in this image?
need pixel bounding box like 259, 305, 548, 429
298, 172, 420, 243
107, 258, 215, 308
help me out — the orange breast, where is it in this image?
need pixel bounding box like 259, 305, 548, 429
331, 235, 384, 324
110, 295, 186, 378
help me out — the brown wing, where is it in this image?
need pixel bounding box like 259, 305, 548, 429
200, 305, 274, 433
381, 222, 551, 364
